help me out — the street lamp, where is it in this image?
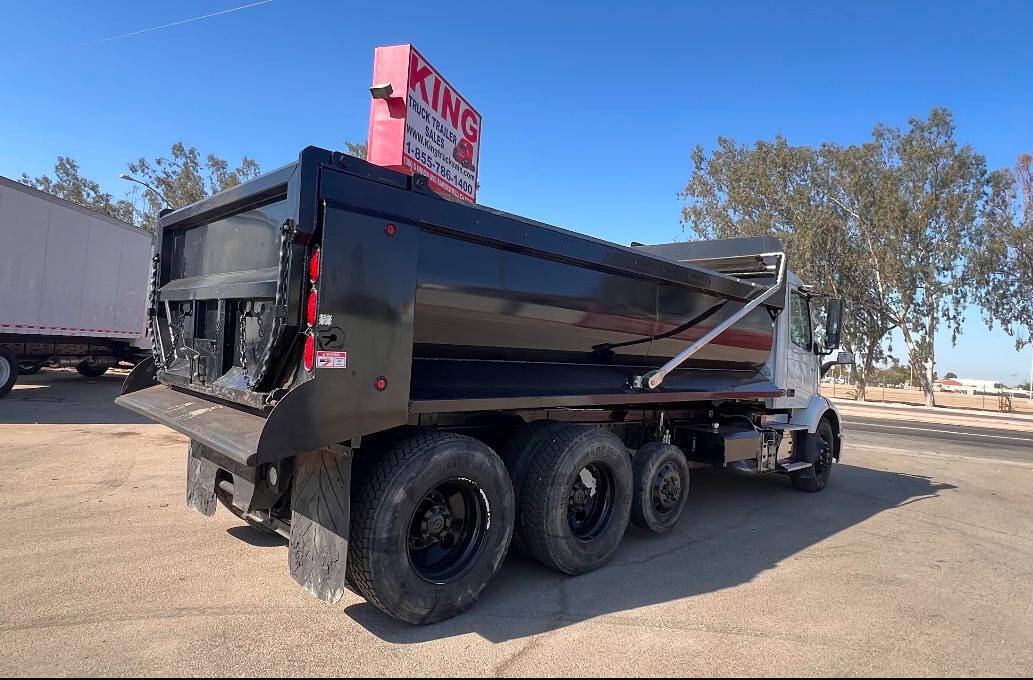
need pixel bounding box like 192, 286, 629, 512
119, 173, 171, 208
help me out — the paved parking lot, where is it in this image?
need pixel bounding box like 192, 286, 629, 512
2, 371, 1032, 676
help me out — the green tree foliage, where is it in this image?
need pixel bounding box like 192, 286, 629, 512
345, 141, 368, 160
21, 157, 134, 224
944, 372, 958, 379
681, 108, 1012, 406
970, 151, 1033, 350
127, 142, 261, 232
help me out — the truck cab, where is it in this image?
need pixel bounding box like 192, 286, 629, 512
116, 146, 853, 626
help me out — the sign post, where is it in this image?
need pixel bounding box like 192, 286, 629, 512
367, 44, 481, 203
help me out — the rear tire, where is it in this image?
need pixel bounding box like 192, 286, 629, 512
76, 361, 109, 378
518, 424, 633, 576
501, 419, 563, 554
630, 442, 690, 534
791, 418, 835, 493
347, 430, 514, 624
0, 347, 18, 399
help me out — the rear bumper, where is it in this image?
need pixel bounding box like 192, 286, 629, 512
115, 385, 266, 467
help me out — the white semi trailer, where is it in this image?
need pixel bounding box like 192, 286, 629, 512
0, 175, 153, 398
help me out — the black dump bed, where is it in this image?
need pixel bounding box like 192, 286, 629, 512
117, 147, 785, 466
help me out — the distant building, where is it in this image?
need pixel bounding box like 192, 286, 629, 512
935, 377, 1030, 398
934, 378, 964, 392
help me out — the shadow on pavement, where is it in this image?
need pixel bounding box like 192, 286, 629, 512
226, 525, 288, 548
0, 370, 151, 425
343, 463, 954, 643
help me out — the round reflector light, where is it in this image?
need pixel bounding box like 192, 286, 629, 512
308, 247, 320, 282
303, 334, 315, 371
306, 289, 318, 326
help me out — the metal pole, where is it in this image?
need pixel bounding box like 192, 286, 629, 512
634, 252, 786, 390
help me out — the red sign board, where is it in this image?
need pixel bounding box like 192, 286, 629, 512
367, 45, 481, 203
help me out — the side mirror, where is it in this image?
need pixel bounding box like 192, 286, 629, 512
824, 298, 843, 350
821, 350, 855, 377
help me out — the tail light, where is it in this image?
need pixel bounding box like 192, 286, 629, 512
308, 247, 320, 282
306, 289, 318, 326
303, 333, 315, 372
304, 246, 321, 372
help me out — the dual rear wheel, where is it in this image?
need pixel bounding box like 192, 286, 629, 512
343, 424, 692, 624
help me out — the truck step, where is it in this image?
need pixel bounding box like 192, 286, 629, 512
777, 461, 812, 473
764, 423, 809, 432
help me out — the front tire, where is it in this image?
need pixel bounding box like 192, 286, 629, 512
0, 347, 18, 399
791, 418, 835, 493
518, 424, 633, 576
347, 431, 514, 625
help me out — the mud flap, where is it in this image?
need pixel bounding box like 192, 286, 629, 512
289, 447, 352, 603
185, 441, 218, 516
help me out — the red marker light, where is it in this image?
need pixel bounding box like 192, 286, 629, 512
308, 247, 320, 282
374, 376, 388, 391
306, 289, 318, 326
303, 334, 315, 371
384, 223, 396, 237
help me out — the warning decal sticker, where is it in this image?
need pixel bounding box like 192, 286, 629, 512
316, 351, 348, 369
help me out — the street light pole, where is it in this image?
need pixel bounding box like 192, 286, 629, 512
119, 173, 171, 208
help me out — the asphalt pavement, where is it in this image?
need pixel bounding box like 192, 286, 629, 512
1, 371, 1032, 676
843, 414, 1033, 462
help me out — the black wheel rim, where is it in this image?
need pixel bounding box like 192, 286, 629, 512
567, 463, 616, 542
814, 434, 832, 476
651, 462, 682, 517
407, 478, 487, 584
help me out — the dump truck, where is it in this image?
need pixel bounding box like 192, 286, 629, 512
116, 146, 855, 624
0, 175, 152, 398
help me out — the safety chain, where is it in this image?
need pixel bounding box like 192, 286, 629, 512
239, 305, 250, 387
148, 254, 167, 370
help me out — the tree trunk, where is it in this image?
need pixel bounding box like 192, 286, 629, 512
899, 320, 937, 408
856, 338, 880, 402
923, 313, 937, 407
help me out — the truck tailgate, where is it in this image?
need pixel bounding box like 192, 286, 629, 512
116, 385, 265, 467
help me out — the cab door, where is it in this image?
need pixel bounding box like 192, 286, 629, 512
783, 287, 817, 408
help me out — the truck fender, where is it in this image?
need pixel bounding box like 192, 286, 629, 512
789, 395, 842, 461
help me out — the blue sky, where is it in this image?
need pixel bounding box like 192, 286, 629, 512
1, 1, 1030, 382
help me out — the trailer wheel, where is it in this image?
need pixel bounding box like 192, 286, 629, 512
347, 430, 514, 625
518, 424, 632, 576
76, 361, 109, 378
791, 418, 835, 493
630, 442, 690, 534
0, 347, 18, 398
501, 419, 563, 554
18, 363, 41, 376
